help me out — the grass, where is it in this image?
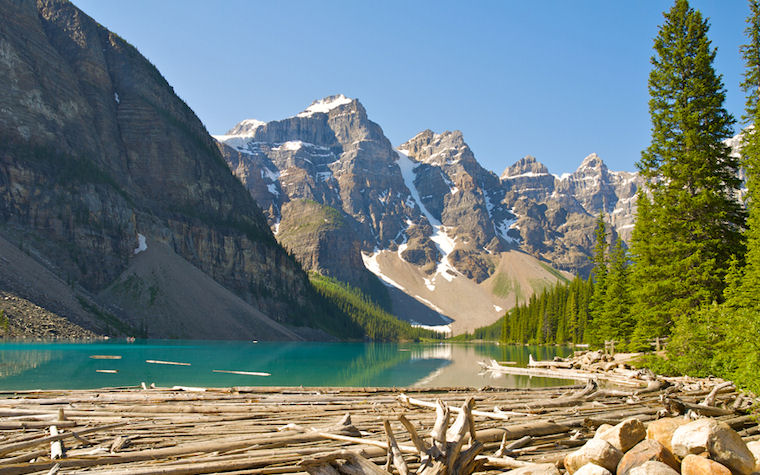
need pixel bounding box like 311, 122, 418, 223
539, 261, 570, 283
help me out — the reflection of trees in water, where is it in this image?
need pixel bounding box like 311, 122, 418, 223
0, 350, 59, 378
339, 344, 435, 387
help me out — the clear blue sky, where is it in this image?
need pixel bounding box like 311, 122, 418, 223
72, 0, 750, 175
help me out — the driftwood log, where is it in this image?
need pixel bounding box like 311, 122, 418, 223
0, 355, 753, 475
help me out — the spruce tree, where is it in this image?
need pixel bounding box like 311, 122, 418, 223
720, 0, 760, 391
599, 239, 634, 344
587, 212, 609, 343
630, 0, 745, 346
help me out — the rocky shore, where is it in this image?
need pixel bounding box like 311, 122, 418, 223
0, 291, 98, 341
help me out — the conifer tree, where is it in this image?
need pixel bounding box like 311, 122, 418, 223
719, 0, 760, 391
599, 239, 633, 344
587, 212, 609, 343
630, 0, 745, 345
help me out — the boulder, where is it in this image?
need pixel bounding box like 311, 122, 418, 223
647, 417, 690, 453
573, 463, 613, 475
595, 424, 614, 438
681, 454, 731, 475
671, 418, 755, 475
565, 438, 624, 474
505, 463, 561, 475
745, 440, 760, 472
618, 439, 681, 475
598, 417, 647, 452
628, 461, 681, 475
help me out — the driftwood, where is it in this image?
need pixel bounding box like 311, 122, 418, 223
0, 375, 753, 475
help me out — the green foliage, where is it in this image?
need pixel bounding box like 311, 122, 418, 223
309, 274, 443, 342
694, 0, 760, 394
457, 276, 593, 344
587, 212, 609, 343
630, 0, 744, 347
595, 239, 634, 347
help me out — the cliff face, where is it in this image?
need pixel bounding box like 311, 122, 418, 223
215, 96, 646, 332
0, 0, 325, 339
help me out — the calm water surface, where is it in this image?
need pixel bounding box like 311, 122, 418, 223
0, 340, 575, 390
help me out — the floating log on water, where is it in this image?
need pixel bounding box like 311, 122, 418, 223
89, 355, 122, 360
213, 369, 271, 376
95, 370, 118, 374
145, 360, 191, 366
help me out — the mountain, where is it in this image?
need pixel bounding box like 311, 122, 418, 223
215, 96, 642, 334
0, 0, 338, 340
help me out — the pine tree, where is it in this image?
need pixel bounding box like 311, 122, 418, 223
630, 0, 745, 346
587, 212, 609, 343
599, 239, 634, 344
719, 0, 760, 391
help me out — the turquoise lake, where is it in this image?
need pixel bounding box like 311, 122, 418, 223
0, 341, 575, 390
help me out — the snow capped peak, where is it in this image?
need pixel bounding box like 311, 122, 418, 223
297, 94, 354, 117
221, 118, 266, 138
500, 155, 550, 180
576, 153, 605, 172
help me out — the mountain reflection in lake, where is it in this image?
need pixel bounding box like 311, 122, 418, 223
0, 341, 574, 390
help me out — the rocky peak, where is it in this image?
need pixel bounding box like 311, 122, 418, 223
296, 94, 355, 118
500, 155, 551, 180
399, 129, 472, 167
574, 153, 607, 175
227, 119, 266, 136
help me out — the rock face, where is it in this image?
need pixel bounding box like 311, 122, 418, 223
0, 0, 330, 339
503, 153, 641, 276
216, 97, 645, 330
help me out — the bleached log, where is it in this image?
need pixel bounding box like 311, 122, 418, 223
430, 399, 449, 452
398, 414, 429, 454
398, 393, 524, 419
383, 420, 408, 475
702, 381, 734, 406
49, 426, 62, 460
0, 422, 127, 457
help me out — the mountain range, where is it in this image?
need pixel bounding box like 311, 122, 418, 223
214, 95, 644, 334
7, 1, 741, 339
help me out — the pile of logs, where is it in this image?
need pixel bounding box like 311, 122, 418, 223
0, 368, 755, 474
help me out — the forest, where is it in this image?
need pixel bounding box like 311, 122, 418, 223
462, 0, 760, 394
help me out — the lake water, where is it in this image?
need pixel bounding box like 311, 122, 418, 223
0, 340, 575, 390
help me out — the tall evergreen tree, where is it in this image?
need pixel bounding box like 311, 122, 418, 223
630, 0, 745, 345
599, 239, 633, 344
587, 212, 609, 343
719, 0, 760, 391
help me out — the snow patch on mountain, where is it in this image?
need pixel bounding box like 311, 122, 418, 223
297, 94, 353, 117
133, 234, 147, 255
361, 250, 407, 291
396, 150, 459, 282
